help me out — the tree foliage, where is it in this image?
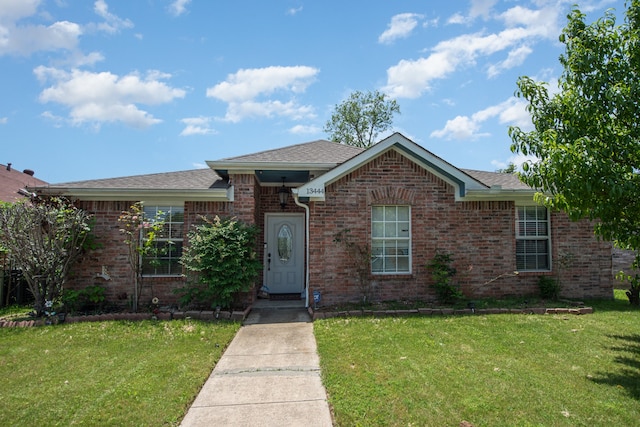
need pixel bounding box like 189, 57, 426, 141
509, 4, 640, 250
324, 90, 400, 148
0, 198, 93, 315
178, 216, 261, 309
118, 202, 165, 311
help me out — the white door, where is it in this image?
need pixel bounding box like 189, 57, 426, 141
265, 213, 304, 294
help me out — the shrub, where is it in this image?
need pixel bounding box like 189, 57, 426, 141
538, 275, 560, 300
177, 216, 261, 309
427, 251, 462, 304
61, 285, 106, 313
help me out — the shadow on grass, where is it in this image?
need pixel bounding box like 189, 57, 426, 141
585, 289, 640, 313
591, 333, 640, 400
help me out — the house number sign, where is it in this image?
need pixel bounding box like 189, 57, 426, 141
303, 186, 325, 195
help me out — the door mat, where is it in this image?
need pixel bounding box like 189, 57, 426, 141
269, 293, 302, 301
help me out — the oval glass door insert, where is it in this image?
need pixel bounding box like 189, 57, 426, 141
277, 224, 293, 262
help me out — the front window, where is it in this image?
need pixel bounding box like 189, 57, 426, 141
371, 205, 411, 274
516, 206, 550, 271
142, 205, 184, 276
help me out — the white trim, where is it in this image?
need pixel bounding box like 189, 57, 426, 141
371, 205, 412, 275
296, 133, 487, 201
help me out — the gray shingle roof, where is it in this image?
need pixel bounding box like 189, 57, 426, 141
462, 169, 532, 190
33, 140, 532, 194
44, 168, 222, 190
217, 140, 365, 164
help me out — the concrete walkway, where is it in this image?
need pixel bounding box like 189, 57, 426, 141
180, 301, 333, 426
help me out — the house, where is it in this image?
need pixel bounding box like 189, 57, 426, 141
0, 163, 47, 203
32, 133, 613, 309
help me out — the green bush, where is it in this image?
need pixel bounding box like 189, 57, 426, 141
61, 285, 106, 313
427, 251, 462, 304
538, 275, 560, 300
177, 216, 261, 309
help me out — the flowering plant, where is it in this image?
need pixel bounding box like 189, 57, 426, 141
44, 300, 57, 325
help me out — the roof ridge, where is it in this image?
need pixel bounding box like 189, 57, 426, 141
218, 139, 363, 161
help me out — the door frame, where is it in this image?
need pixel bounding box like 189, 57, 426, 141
263, 212, 306, 295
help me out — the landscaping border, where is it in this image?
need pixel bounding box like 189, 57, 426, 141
0, 306, 252, 328
308, 306, 594, 320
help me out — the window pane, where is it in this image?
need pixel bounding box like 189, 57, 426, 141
372, 222, 384, 237
397, 256, 409, 271
385, 223, 396, 238
385, 206, 397, 221
372, 206, 383, 221
398, 207, 409, 221
537, 222, 548, 236
398, 221, 410, 237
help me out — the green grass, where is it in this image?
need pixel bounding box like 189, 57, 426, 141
0, 319, 240, 426
314, 290, 640, 427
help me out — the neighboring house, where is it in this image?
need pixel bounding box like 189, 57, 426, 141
32, 133, 613, 308
0, 163, 47, 203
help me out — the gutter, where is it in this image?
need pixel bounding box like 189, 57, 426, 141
292, 189, 310, 308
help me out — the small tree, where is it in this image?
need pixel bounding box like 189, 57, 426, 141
509, 3, 640, 303
178, 216, 261, 309
427, 251, 462, 304
0, 197, 92, 316
324, 89, 400, 148
118, 202, 164, 312
333, 229, 373, 304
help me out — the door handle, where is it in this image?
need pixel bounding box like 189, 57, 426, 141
267, 253, 271, 271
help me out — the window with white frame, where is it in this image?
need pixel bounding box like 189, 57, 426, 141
142, 205, 184, 276
516, 205, 550, 271
371, 205, 411, 274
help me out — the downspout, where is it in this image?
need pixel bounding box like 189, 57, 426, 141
293, 190, 310, 308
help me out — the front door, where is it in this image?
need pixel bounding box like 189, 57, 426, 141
264, 213, 304, 294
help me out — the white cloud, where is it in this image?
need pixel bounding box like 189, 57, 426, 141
0, 19, 81, 56
179, 116, 217, 136
0, 117, 8, 124
447, 12, 468, 25
168, 0, 191, 17
487, 45, 532, 77
431, 97, 531, 140
92, 0, 133, 34
286, 6, 303, 16
378, 13, 424, 44
35, 67, 186, 128
206, 66, 319, 123
289, 124, 320, 134
383, 3, 563, 99
0, 0, 40, 22
431, 115, 485, 140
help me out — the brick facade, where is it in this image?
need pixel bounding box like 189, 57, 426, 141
306, 150, 612, 306
65, 145, 613, 310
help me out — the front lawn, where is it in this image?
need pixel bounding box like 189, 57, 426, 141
0, 319, 239, 426
314, 290, 640, 426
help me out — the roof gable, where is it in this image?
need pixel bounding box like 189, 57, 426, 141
295, 133, 488, 201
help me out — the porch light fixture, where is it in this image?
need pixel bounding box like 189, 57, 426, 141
278, 177, 288, 210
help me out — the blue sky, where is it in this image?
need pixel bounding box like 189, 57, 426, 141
0, 0, 625, 183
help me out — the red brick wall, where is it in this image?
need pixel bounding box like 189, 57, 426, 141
307, 149, 612, 306
67, 173, 263, 310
